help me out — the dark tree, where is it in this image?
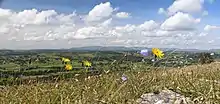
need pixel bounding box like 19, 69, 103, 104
198, 53, 214, 64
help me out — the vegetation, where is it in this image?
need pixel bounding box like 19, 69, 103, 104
0, 50, 220, 103
198, 52, 214, 64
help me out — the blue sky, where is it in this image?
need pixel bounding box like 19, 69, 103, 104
0, 0, 220, 49
1, 0, 178, 22
2, 0, 171, 12
1, 0, 219, 14
1, 0, 219, 26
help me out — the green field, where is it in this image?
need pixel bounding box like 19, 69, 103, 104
0, 50, 220, 103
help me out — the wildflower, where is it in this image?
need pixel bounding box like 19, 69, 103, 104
65, 64, 73, 70
82, 60, 92, 67
152, 48, 164, 58
121, 74, 127, 82
62, 57, 71, 63
140, 49, 149, 56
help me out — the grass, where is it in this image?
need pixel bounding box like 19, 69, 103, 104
0, 63, 19, 69
1, 62, 220, 103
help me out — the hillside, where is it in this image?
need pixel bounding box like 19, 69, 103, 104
1, 62, 220, 103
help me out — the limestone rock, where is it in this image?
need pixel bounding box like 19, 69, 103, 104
137, 90, 193, 104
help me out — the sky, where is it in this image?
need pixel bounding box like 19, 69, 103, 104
0, 0, 220, 49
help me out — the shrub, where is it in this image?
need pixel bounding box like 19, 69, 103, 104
198, 53, 214, 64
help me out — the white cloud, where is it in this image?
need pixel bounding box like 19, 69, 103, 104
0, 8, 77, 26
158, 8, 166, 15
167, 0, 204, 15
75, 26, 114, 39
139, 20, 159, 31
199, 32, 207, 37
85, 2, 114, 22
161, 12, 200, 31
10, 9, 57, 25
112, 24, 137, 37
0, 8, 13, 17
0, 8, 97, 42
204, 25, 220, 31
116, 12, 131, 18
101, 18, 112, 27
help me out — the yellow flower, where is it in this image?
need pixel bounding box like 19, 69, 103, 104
62, 57, 71, 63
83, 60, 92, 67
152, 48, 164, 58
65, 64, 73, 70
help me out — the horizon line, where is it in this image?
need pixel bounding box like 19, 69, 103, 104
0, 46, 219, 51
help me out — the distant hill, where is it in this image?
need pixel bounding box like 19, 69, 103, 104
69, 46, 140, 51
0, 46, 219, 52
69, 46, 220, 53
70, 46, 152, 52
69, 46, 211, 52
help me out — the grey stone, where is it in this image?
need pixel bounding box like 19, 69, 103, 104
137, 89, 194, 104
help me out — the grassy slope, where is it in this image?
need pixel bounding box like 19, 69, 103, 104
1, 62, 220, 104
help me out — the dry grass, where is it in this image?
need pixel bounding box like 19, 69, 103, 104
1, 62, 220, 104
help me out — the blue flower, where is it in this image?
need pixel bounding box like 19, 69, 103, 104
140, 49, 149, 56
121, 74, 127, 82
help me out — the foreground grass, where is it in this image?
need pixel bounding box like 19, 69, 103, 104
1, 63, 220, 103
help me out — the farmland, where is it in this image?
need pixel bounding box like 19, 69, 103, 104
0, 49, 220, 103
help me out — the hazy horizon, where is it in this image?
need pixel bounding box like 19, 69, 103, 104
0, 45, 220, 51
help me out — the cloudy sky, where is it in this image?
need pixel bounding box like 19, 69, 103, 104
0, 0, 219, 49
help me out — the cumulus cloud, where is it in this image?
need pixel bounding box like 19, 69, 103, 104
158, 0, 206, 16
161, 12, 201, 31
168, 0, 204, 15
204, 25, 220, 31
139, 20, 159, 31
0, 8, 93, 42
85, 2, 114, 22
116, 12, 131, 18
0, 8, 77, 25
